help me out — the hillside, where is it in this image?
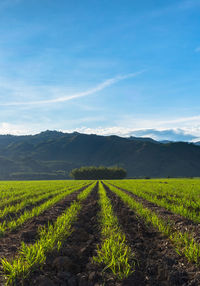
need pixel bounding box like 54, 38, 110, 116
0, 130, 200, 179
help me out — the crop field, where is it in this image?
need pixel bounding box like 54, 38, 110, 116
0, 179, 200, 285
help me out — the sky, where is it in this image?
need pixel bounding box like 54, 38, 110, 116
0, 0, 200, 141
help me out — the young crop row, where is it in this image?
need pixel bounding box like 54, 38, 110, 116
0, 180, 89, 201
109, 179, 200, 223
104, 182, 200, 265
1, 182, 96, 285
1, 181, 136, 285
0, 181, 64, 200
0, 180, 90, 218
0, 186, 56, 210
0, 181, 82, 209
111, 178, 200, 201
0, 181, 90, 237
0, 186, 68, 219
2, 179, 200, 285
93, 182, 135, 279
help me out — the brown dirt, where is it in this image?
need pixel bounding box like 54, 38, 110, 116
23, 183, 104, 286
0, 192, 44, 210
104, 183, 200, 286
0, 187, 68, 210
0, 193, 58, 223
143, 192, 200, 213
0, 187, 82, 223
109, 183, 200, 243
0, 185, 90, 285
1, 182, 200, 286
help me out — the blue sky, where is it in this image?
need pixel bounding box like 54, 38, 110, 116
0, 0, 200, 141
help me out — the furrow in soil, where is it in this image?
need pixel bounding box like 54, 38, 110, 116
0, 186, 86, 264
25, 184, 102, 286
109, 183, 200, 243
105, 184, 200, 286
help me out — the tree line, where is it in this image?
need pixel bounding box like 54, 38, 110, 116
70, 166, 126, 180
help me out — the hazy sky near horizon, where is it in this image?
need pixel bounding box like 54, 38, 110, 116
0, 0, 200, 140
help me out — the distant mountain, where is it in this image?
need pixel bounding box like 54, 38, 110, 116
129, 129, 198, 142
129, 136, 160, 144
159, 140, 173, 144
0, 130, 200, 179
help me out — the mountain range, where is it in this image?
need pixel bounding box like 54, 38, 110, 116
1, 130, 200, 180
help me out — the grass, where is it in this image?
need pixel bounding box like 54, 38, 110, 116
1, 182, 96, 285
0, 181, 90, 236
1, 178, 200, 285
108, 178, 200, 222
104, 182, 200, 265
93, 182, 135, 280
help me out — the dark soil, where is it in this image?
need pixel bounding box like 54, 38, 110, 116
104, 183, 200, 286
0, 192, 58, 223
24, 183, 104, 286
0, 186, 85, 223
109, 183, 200, 243
0, 191, 45, 210
141, 192, 200, 215
0, 185, 89, 286
0, 186, 69, 210
1, 182, 200, 286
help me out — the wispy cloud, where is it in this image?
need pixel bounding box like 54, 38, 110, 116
2, 118, 200, 142
155, 115, 200, 125
63, 126, 200, 142
62, 126, 200, 141
65, 126, 133, 137
129, 128, 198, 142
0, 71, 145, 106
117, 114, 200, 131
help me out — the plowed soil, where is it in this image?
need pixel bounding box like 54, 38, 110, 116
25, 183, 102, 286
104, 184, 200, 286
0, 185, 89, 286
1, 183, 200, 286
109, 183, 200, 243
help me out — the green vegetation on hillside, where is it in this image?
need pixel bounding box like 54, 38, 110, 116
1, 130, 200, 179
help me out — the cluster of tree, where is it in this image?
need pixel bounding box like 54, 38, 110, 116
70, 166, 127, 180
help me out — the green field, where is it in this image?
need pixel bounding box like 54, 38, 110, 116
0, 179, 200, 285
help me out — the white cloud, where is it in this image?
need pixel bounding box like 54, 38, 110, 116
64, 126, 133, 137
155, 115, 200, 126
2, 121, 200, 142
128, 128, 198, 142
63, 126, 200, 142
2, 113, 200, 142
0, 122, 38, 135
117, 114, 200, 131
0, 71, 145, 106
63, 114, 200, 141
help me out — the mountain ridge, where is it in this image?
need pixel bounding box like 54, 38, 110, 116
0, 130, 200, 180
